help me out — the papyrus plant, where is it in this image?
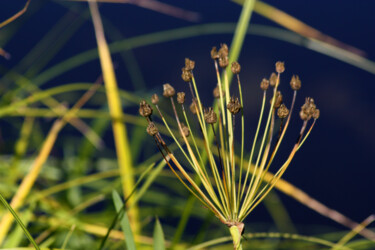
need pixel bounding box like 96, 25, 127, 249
140, 44, 319, 249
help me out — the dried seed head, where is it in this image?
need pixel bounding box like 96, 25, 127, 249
151, 93, 159, 104
204, 107, 217, 124
290, 75, 301, 90
269, 72, 278, 87
227, 96, 242, 114
277, 104, 289, 119
146, 122, 158, 136
180, 122, 190, 137
185, 58, 195, 71
190, 99, 198, 114
231, 61, 241, 74
177, 92, 186, 104
163, 83, 175, 98
300, 97, 316, 120
218, 43, 229, 57
218, 44, 229, 68
213, 85, 224, 99
211, 46, 219, 59
219, 55, 229, 68
181, 68, 193, 82
260, 78, 270, 90
299, 110, 309, 121
270, 91, 283, 108
313, 109, 320, 119
275, 61, 285, 73
139, 100, 153, 117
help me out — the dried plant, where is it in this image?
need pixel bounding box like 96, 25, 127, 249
140, 44, 319, 249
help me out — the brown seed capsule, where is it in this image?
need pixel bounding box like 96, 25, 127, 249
177, 92, 186, 104
290, 75, 301, 90
190, 99, 198, 114
204, 107, 217, 124
211, 46, 219, 59
260, 78, 270, 90
139, 100, 153, 117
218, 55, 229, 68
227, 96, 242, 114
277, 104, 289, 119
180, 122, 190, 137
151, 93, 159, 104
300, 97, 316, 120
231, 61, 241, 74
275, 61, 285, 74
163, 83, 175, 98
299, 110, 309, 121
301, 97, 316, 116
218, 44, 229, 58
213, 85, 224, 99
185, 58, 195, 71
270, 91, 283, 108
269, 72, 278, 87
181, 68, 193, 82
146, 122, 158, 136
313, 109, 320, 119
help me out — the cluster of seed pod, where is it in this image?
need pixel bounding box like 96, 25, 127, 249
139, 44, 319, 245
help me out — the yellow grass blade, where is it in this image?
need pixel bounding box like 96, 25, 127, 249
88, 1, 139, 233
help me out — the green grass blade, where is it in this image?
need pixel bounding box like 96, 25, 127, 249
0, 193, 40, 250
153, 218, 165, 250
112, 190, 136, 250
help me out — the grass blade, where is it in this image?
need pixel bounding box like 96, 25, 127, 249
112, 190, 136, 250
153, 218, 165, 250
0, 193, 40, 250
88, 1, 139, 233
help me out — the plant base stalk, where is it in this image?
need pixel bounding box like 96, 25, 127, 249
229, 222, 244, 250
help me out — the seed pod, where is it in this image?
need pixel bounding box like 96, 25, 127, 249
227, 96, 241, 115
211, 46, 219, 59
181, 67, 193, 82
218, 44, 229, 58
277, 104, 289, 119
151, 93, 159, 104
163, 83, 175, 98
213, 85, 224, 99
180, 122, 190, 137
313, 109, 320, 119
300, 97, 316, 120
275, 61, 285, 73
260, 78, 270, 90
219, 55, 229, 68
177, 92, 186, 104
139, 100, 153, 117
299, 110, 309, 121
270, 91, 283, 108
269, 72, 277, 87
231, 61, 241, 74
190, 99, 198, 114
290, 75, 301, 90
204, 107, 217, 124
147, 122, 158, 136
185, 58, 195, 71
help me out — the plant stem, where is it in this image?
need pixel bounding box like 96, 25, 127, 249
229, 225, 243, 250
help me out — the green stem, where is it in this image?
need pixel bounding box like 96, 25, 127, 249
229, 225, 243, 250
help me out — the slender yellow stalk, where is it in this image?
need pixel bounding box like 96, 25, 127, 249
88, 1, 139, 233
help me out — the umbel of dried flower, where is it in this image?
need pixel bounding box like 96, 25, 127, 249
140, 44, 319, 250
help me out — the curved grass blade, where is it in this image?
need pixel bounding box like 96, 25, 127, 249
99, 162, 155, 249
112, 190, 136, 250
153, 218, 165, 250
0, 193, 40, 250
